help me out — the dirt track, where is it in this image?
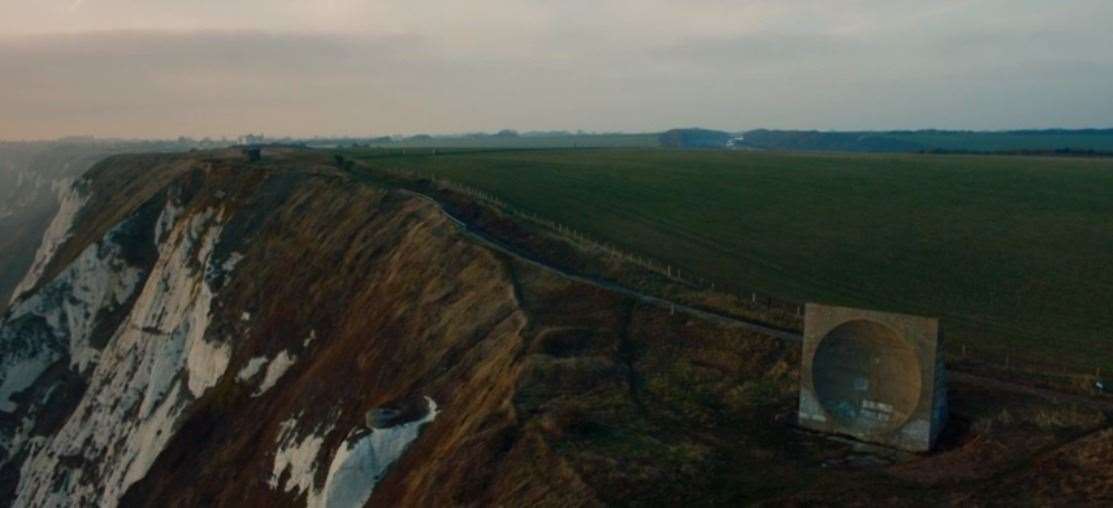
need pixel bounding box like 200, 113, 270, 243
397, 189, 803, 343
948, 371, 1113, 412
383, 179, 1113, 415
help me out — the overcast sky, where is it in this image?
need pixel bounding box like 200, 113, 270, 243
2, 0, 1112, 139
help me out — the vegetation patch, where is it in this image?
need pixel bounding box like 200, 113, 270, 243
344, 147, 1113, 374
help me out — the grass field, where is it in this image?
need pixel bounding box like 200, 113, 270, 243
344, 147, 1113, 372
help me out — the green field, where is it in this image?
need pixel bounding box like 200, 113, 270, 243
345, 148, 1113, 371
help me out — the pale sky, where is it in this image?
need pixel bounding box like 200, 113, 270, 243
1, 0, 1112, 139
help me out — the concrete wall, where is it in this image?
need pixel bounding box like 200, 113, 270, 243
798, 303, 947, 452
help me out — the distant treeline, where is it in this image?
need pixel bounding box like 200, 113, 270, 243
289, 127, 1113, 154
736, 128, 1113, 154
658, 128, 733, 149
322, 131, 660, 149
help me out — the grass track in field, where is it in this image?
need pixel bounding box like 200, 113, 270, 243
346, 147, 1113, 371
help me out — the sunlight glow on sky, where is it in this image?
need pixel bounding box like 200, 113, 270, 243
1, 0, 1112, 139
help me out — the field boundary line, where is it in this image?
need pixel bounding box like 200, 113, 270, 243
394, 188, 804, 343
401, 187, 1113, 410
343, 157, 1113, 402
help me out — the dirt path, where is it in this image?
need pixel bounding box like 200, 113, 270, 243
949, 371, 1113, 412
377, 178, 1113, 413
396, 189, 804, 343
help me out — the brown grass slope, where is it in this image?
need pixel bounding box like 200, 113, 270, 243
25, 148, 1109, 506
76, 150, 799, 506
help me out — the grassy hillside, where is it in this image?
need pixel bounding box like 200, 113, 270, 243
344, 147, 1113, 372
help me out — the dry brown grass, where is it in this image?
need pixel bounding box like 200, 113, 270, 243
67, 148, 1113, 506
1030, 405, 1107, 432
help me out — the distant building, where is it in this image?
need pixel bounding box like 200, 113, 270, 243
238, 133, 265, 145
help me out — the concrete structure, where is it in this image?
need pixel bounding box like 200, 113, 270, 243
797, 304, 947, 452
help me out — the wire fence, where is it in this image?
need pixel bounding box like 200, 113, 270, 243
358, 162, 1110, 395
365, 165, 803, 313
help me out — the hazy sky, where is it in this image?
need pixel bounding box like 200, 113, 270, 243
2, 0, 1112, 139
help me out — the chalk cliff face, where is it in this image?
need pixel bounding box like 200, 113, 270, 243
0, 149, 803, 507
0, 140, 204, 312
1, 150, 498, 506
7, 148, 1113, 506
0, 142, 118, 312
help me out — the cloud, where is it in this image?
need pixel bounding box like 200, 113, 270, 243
1, 2, 1112, 138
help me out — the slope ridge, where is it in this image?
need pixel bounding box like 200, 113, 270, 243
6, 148, 1105, 506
